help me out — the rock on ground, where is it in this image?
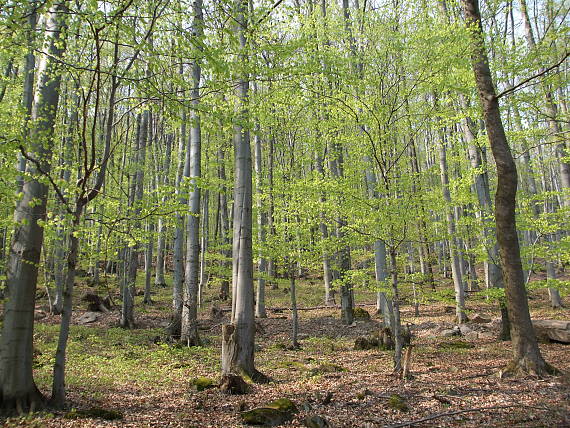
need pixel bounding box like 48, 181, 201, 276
532, 320, 570, 343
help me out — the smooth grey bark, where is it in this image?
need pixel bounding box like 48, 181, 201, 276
217, 146, 231, 301
328, 144, 354, 325
171, 118, 187, 336
463, 0, 553, 375
181, 0, 204, 346
155, 134, 173, 287
199, 189, 209, 307
254, 117, 267, 318
266, 136, 277, 289
16, 1, 38, 194
0, 3, 66, 411
221, 0, 264, 381
143, 221, 154, 304
121, 110, 148, 329
289, 263, 299, 348
315, 148, 334, 305
438, 137, 467, 323
363, 157, 393, 325
389, 248, 404, 374
50, 208, 82, 408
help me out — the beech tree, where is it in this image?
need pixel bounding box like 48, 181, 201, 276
462, 0, 556, 376
0, 2, 67, 411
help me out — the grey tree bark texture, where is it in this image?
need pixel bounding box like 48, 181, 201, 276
438, 136, 467, 324
121, 109, 149, 329
16, 1, 38, 194
254, 116, 268, 318
221, 0, 265, 382
0, 2, 67, 412
155, 134, 173, 287
171, 109, 188, 337
181, 0, 204, 346
462, 0, 555, 376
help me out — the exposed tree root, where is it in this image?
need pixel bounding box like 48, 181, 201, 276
499, 358, 562, 378
0, 389, 46, 416
250, 368, 271, 384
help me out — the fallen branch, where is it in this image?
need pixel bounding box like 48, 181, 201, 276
381, 404, 552, 427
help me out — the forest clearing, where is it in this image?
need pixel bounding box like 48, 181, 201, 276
0, 0, 569, 426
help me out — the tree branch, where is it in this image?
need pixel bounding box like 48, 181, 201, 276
496, 51, 569, 99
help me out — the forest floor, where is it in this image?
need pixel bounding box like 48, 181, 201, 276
2, 272, 570, 427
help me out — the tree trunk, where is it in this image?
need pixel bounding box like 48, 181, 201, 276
0, 2, 67, 412
438, 136, 467, 323
254, 118, 268, 318
221, 0, 264, 381
143, 221, 154, 305
50, 209, 83, 408
290, 263, 299, 349
218, 146, 231, 301
463, 0, 554, 376
121, 110, 149, 329
155, 134, 172, 287
389, 248, 404, 374
171, 112, 187, 337
181, 0, 204, 346
16, 1, 38, 194
199, 189, 209, 307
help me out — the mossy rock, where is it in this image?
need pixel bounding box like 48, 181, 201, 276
266, 398, 297, 412
64, 408, 123, 420
241, 398, 297, 426
353, 307, 371, 320
191, 376, 216, 391
388, 394, 408, 412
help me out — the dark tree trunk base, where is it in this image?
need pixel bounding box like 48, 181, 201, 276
219, 374, 249, 394
120, 319, 136, 329
1, 388, 46, 415
500, 358, 560, 378
181, 334, 201, 348
221, 324, 269, 384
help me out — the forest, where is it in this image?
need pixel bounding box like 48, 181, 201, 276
0, 0, 569, 426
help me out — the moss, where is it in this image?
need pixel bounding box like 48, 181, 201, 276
388, 394, 408, 412
64, 407, 123, 420
309, 362, 346, 376
191, 376, 216, 391
266, 398, 297, 412
353, 307, 371, 320
276, 360, 306, 370
240, 399, 297, 425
